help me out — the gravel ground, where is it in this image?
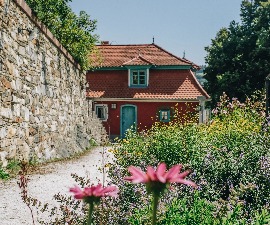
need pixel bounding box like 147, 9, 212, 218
0, 146, 114, 225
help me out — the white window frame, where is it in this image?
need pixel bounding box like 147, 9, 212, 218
95, 104, 108, 121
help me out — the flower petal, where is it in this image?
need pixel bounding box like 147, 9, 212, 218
165, 164, 181, 181
92, 184, 104, 197
70, 185, 85, 199
174, 178, 197, 188
84, 186, 94, 196
147, 166, 157, 181
178, 170, 191, 179
124, 166, 148, 183
102, 186, 119, 197
156, 163, 167, 183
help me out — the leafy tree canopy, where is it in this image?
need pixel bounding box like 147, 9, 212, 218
25, 0, 98, 70
204, 0, 270, 106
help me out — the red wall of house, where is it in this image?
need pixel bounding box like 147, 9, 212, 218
86, 69, 206, 99
93, 101, 198, 138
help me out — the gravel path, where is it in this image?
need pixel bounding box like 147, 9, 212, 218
0, 146, 114, 225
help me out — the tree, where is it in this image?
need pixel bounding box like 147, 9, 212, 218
25, 0, 98, 70
204, 0, 270, 106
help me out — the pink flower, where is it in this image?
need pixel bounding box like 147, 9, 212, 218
70, 184, 118, 201
70, 184, 118, 225
125, 162, 197, 188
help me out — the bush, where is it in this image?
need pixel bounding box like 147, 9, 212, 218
128, 194, 270, 225
108, 94, 270, 223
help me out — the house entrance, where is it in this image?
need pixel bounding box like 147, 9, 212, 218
120, 105, 137, 138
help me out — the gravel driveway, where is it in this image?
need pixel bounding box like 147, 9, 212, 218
0, 146, 114, 225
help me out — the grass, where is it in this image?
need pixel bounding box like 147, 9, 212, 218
0, 167, 9, 180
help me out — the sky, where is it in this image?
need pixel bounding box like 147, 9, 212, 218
69, 0, 243, 65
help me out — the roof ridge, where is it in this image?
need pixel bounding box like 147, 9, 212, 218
137, 54, 155, 65
152, 43, 197, 67
122, 54, 154, 66
96, 44, 153, 47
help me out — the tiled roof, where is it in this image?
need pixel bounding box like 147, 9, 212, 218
87, 70, 210, 100
89, 44, 198, 68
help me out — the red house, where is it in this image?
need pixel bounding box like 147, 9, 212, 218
87, 43, 210, 139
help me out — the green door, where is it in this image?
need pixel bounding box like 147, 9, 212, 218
121, 105, 137, 138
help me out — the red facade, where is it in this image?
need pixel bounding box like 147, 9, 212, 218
92, 100, 198, 138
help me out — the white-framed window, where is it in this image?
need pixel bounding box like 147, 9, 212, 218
95, 104, 108, 121
129, 68, 149, 87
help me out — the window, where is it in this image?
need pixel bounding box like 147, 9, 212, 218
160, 109, 170, 122
129, 69, 149, 87
95, 104, 108, 121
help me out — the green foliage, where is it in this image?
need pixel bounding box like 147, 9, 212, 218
24, 0, 98, 70
128, 194, 270, 225
0, 159, 21, 180
204, 0, 270, 105
108, 95, 270, 224
6, 159, 21, 174
89, 138, 98, 147
0, 167, 9, 180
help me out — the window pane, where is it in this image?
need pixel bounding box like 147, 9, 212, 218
160, 110, 170, 121
139, 71, 145, 76
133, 74, 138, 84
161, 111, 168, 120
139, 75, 146, 84
97, 107, 104, 119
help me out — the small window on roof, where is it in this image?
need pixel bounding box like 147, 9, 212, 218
129, 69, 148, 87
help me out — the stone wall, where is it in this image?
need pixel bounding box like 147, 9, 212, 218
0, 0, 106, 167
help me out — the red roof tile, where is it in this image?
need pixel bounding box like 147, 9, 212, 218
89, 44, 198, 68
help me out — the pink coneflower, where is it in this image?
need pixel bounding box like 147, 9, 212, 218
125, 162, 197, 189
70, 184, 118, 225
125, 163, 197, 225
70, 184, 118, 201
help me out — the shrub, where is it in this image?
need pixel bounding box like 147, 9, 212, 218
128, 194, 270, 225
108, 94, 270, 223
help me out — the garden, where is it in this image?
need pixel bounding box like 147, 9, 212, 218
10, 93, 269, 225
102, 93, 270, 225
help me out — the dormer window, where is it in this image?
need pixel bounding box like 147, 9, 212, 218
128, 68, 149, 87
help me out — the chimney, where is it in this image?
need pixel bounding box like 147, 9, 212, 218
101, 41, 110, 45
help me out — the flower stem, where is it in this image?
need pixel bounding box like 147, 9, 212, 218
152, 193, 159, 225
87, 201, 94, 225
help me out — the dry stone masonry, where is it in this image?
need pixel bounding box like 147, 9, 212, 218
0, 0, 106, 167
